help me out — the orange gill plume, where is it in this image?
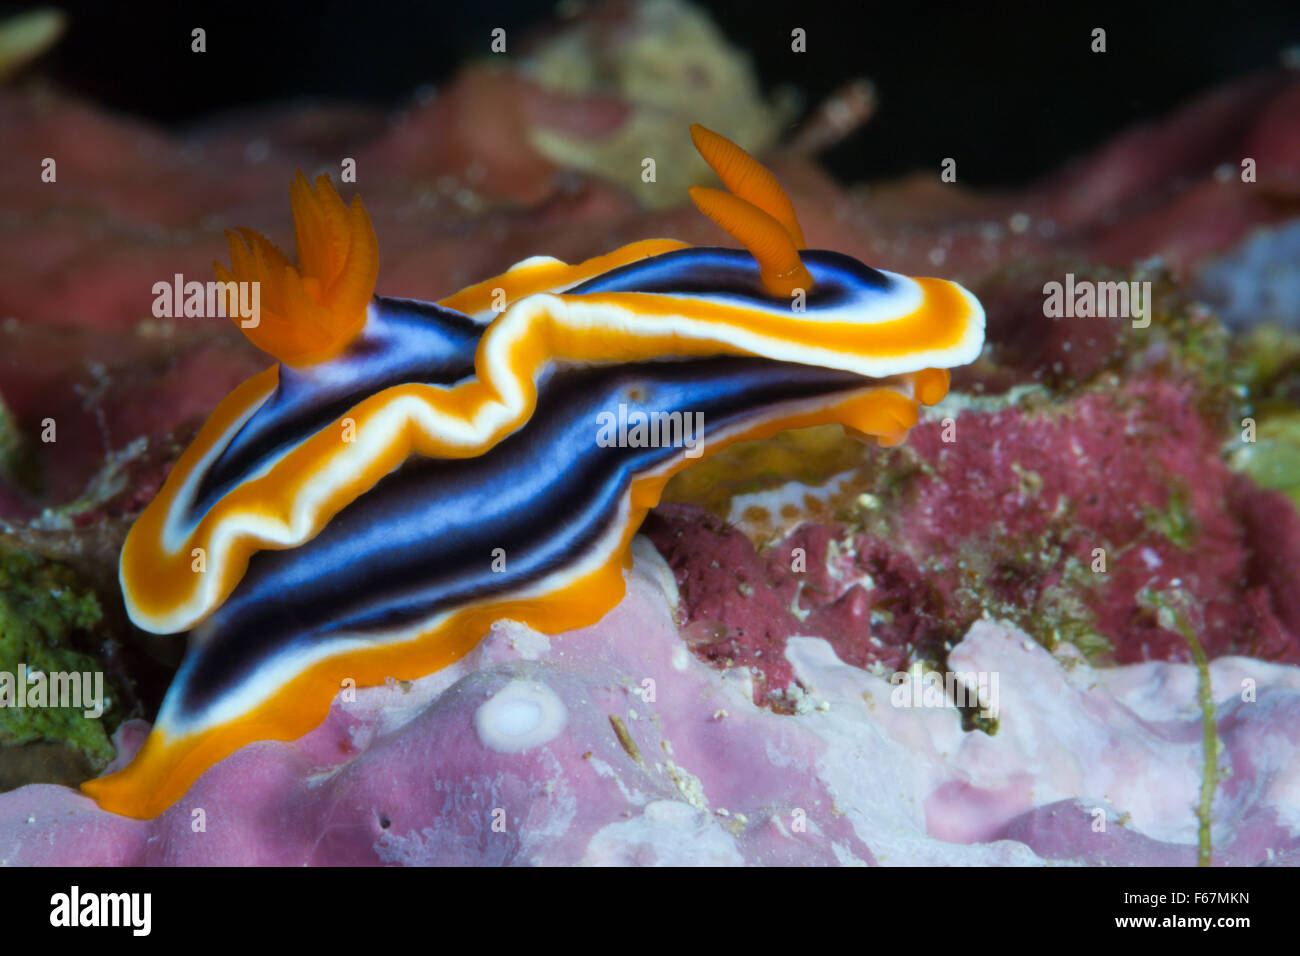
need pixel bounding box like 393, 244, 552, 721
687, 125, 813, 299
213, 172, 378, 366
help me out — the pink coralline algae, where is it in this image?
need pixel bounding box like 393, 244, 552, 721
1, 553, 1298, 866
645, 373, 1300, 698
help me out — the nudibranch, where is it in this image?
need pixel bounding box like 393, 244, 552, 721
83, 125, 984, 818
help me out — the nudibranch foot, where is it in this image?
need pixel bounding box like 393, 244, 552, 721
86, 126, 984, 818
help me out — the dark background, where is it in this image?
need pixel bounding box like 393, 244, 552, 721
8, 0, 1299, 186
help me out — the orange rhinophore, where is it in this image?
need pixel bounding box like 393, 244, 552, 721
690, 123, 807, 248
688, 186, 814, 298
688, 124, 815, 298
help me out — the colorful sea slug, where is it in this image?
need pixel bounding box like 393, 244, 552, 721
82, 126, 985, 818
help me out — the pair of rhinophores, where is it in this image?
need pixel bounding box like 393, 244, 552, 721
83, 126, 985, 817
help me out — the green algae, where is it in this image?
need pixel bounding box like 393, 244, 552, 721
1120, 267, 1235, 407
1221, 323, 1300, 509
1147, 300, 1234, 400
1229, 324, 1300, 414
0, 545, 123, 775
1227, 411, 1300, 509
1141, 484, 1200, 550
0, 392, 41, 495
941, 530, 1115, 667
1138, 587, 1220, 867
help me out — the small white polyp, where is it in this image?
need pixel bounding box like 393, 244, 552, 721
474, 680, 568, 753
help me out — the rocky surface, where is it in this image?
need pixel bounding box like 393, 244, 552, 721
3, 554, 1297, 866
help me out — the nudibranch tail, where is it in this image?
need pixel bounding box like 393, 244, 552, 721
213, 172, 378, 366
88, 124, 985, 819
